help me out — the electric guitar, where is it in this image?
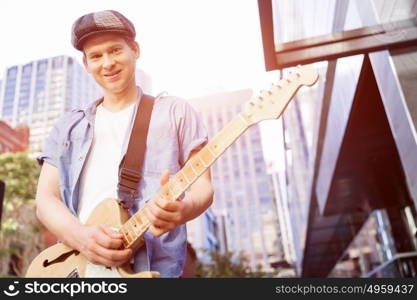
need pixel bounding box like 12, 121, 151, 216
25, 64, 319, 277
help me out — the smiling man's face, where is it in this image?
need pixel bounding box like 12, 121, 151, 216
83, 33, 139, 95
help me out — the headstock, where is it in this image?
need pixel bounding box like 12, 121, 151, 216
242, 64, 319, 124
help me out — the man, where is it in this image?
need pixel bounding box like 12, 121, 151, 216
35, 10, 213, 278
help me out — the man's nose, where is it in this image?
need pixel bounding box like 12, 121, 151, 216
103, 54, 115, 69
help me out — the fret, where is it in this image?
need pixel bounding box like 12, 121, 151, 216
198, 146, 215, 167
120, 228, 132, 244
136, 210, 150, 231
168, 183, 182, 200
181, 165, 195, 184
168, 178, 184, 199
137, 209, 149, 225
207, 117, 247, 157
206, 144, 216, 157
129, 219, 140, 236
126, 221, 138, 239
122, 212, 149, 247
160, 185, 174, 201
168, 184, 175, 196
122, 238, 129, 248
207, 139, 222, 156
188, 156, 205, 176
210, 131, 230, 154
226, 117, 247, 143
133, 213, 143, 228
126, 223, 135, 242
173, 172, 188, 191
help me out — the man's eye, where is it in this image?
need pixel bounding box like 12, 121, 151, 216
112, 48, 121, 54
90, 54, 101, 59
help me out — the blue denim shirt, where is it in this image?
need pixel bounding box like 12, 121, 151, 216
38, 92, 208, 277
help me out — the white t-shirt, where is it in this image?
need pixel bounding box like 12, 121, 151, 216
77, 102, 136, 224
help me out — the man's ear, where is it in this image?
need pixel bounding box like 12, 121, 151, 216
133, 41, 140, 59
82, 55, 90, 72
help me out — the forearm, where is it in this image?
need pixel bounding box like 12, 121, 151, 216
35, 164, 132, 266
36, 196, 83, 250
181, 177, 214, 224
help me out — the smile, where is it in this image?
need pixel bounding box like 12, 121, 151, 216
104, 70, 122, 81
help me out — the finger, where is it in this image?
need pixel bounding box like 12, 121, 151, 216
102, 226, 123, 239
155, 196, 180, 212
148, 224, 166, 238
149, 214, 172, 229
145, 204, 168, 225
92, 252, 131, 268
93, 227, 124, 249
159, 169, 170, 186
94, 247, 133, 265
84, 241, 133, 267
149, 201, 178, 222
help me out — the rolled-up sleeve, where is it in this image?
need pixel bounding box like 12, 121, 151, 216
176, 100, 208, 166
37, 123, 60, 167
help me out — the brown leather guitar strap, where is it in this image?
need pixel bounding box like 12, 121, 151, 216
117, 93, 154, 208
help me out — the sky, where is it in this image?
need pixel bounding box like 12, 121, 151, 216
0, 0, 283, 166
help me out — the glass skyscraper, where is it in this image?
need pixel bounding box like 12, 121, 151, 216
259, 0, 417, 277
0, 55, 102, 151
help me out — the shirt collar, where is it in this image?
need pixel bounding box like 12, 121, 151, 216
82, 86, 143, 124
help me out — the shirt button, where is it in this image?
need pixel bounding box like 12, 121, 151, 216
78, 156, 83, 161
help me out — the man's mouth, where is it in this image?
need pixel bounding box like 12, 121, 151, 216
104, 70, 122, 80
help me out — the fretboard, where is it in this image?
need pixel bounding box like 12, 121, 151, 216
119, 112, 252, 248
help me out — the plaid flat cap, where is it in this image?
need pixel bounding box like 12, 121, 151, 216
71, 10, 136, 50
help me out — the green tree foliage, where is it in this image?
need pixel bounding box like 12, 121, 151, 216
0, 152, 39, 204
0, 152, 44, 277
193, 250, 279, 278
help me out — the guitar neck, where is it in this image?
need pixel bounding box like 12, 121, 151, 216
118, 64, 320, 248
119, 112, 252, 248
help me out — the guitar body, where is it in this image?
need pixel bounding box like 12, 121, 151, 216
25, 198, 159, 278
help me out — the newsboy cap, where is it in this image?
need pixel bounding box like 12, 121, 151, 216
71, 10, 136, 51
